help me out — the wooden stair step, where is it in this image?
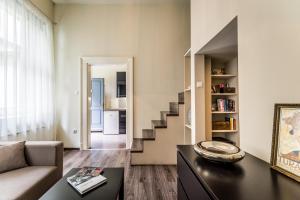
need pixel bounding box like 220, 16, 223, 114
131, 138, 143, 153
169, 102, 179, 113
152, 120, 167, 128
178, 92, 184, 104
142, 129, 155, 140
161, 111, 179, 116
160, 111, 178, 122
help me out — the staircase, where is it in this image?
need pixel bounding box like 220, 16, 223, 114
130, 92, 185, 165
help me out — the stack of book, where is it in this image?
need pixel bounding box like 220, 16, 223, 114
212, 116, 236, 130
212, 121, 230, 130
67, 167, 107, 195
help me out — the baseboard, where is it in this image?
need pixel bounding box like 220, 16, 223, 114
64, 147, 80, 150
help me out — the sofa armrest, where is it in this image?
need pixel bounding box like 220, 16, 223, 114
25, 141, 63, 177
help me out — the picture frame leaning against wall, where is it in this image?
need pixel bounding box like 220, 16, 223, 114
271, 104, 300, 182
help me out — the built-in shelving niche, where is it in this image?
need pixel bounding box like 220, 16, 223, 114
195, 17, 239, 146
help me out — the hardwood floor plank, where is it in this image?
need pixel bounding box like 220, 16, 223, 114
63, 150, 177, 200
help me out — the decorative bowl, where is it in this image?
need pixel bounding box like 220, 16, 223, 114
194, 141, 245, 163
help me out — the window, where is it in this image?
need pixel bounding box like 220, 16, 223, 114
0, 0, 54, 139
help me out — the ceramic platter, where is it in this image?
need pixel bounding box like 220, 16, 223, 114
194, 141, 245, 163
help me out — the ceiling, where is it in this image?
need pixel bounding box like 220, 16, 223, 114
52, 0, 180, 4
197, 17, 238, 61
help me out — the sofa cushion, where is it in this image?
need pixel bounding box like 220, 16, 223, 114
0, 166, 58, 200
0, 141, 27, 173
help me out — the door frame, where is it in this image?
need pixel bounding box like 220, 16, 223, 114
80, 57, 134, 150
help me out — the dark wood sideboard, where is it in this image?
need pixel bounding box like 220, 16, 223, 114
177, 145, 300, 200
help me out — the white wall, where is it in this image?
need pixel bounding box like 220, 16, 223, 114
238, 0, 300, 162
91, 65, 127, 109
191, 0, 300, 162
54, 1, 190, 147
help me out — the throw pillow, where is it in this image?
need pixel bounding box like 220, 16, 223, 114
0, 141, 28, 173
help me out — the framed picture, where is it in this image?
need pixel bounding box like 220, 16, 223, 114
271, 104, 300, 182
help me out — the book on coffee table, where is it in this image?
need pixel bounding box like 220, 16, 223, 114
67, 167, 107, 195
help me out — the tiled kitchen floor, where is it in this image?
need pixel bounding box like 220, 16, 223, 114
90, 132, 126, 149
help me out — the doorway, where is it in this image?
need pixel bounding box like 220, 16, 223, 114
90, 65, 127, 149
80, 57, 133, 150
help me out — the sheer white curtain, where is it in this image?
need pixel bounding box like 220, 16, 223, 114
0, 0, 54, 140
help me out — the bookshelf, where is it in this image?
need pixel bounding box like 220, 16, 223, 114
193, 17, 238, 145
184, 49, 192, 144
205, 56, 239, 145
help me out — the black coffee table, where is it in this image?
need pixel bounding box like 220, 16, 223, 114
40, 168, 124, 200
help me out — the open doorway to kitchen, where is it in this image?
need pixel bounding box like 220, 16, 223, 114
80, 57, 133, 150
90, 66, 127, 149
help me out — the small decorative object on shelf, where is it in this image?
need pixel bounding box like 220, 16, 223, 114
224, 87, 236, 93
211, 85, 217, 93
194, 141, 245, 163
212, 67, 225, 75
219, 83, 225, 93
211, 82, 235, 94
271, 104, 300, 182
211, 103, 217, 111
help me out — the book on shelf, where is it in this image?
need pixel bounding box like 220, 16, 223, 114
216, 99, 235, 112
67, 167, 107, 195
225, 116, 236, 130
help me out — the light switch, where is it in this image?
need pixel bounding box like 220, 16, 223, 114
196, 81, 203, 88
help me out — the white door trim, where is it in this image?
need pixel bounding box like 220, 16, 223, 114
80, 57, 134, 150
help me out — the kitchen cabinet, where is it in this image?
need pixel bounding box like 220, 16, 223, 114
119, 110, 126, 134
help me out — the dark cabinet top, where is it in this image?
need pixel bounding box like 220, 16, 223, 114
177, 145, 300, 200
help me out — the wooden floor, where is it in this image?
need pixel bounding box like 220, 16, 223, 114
63, 150, 177, 200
